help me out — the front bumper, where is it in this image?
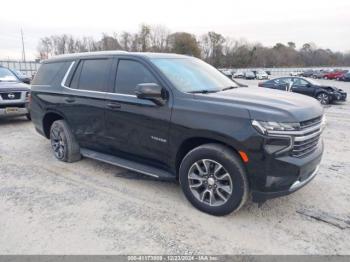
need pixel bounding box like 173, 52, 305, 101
251, 141, 323, 202
331, 92, 347, 101
0, 105, 29, 117
252, 165, 320, 202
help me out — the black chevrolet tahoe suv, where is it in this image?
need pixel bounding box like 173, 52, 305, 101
30, 51, 325, 216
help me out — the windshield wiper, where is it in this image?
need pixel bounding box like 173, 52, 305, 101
221, 86, 238, 91
188, 90, 218, 94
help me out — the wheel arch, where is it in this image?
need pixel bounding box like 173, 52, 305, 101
174, 136, 244, 179
315, 89, 332, 101
42, 111, 65, 138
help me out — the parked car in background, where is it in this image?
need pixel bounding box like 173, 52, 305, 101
0, 66, 31, 120
258, 77, 347, 104
339, 72, 350, 82
312, 70, 329, 79
323, 70, 347, 80
9, 69, 32, 84
300, 70, 314, 77
219, 69, 233, 79
233, 71, 244, 78
290, 71, 300, 76
255, 70, 269, 80
30, 51, 326, 215
244, 71, 256, 80
335, 70, 349, 81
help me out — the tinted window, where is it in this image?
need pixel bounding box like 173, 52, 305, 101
274, 78, 289, 85
293, 78, 309, 86
69, 61, 83, 89
77, 59, 111, 92
32, 62, 70, 85
115, 60, 157, 95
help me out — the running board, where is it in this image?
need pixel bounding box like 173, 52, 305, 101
81, 148, 175, 181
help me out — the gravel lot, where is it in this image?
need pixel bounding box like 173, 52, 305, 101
0, 78, 349, 255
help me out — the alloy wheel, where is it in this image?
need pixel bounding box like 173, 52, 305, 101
317, 93, 329, 105
188, 159, 233, 207
51, 127, 65, 159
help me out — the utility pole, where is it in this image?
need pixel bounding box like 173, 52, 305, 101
21, 29, 26, 62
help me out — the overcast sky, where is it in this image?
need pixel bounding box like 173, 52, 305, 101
0, 0, 349, 60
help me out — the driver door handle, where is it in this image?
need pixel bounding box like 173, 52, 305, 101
107, 102, 121, 109
65, 97, 76, 103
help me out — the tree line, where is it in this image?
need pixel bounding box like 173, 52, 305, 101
37, 24, 350, 68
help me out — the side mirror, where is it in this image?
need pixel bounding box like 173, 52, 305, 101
135, 83, 167, 106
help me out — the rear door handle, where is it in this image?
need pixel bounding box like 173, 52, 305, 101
107, 102, 121, 109
65, 97, 76, 103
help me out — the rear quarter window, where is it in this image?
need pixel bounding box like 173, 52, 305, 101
32, 62, 70, 85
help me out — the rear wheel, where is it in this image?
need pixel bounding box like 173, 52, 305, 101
50, 120, 81, 162
25, 113, 31, 121
316, 92, 330, 105
179, 144, 249, 216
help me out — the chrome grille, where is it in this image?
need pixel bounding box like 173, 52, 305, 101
291, 117, 323, 158
0, 92, 21, 100
300, 116, 322, 129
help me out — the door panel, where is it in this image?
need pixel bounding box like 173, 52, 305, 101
105, 94, 172, 166
291, 78, 315, 97
59, 58, 113, 152
61, 90, 107, 151
104, 58, 172, 167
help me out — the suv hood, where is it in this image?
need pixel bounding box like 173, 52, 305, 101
0, 81, 30, 92
195, 87, 323, 122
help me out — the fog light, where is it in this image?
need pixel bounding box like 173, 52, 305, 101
264, 136, 292, 155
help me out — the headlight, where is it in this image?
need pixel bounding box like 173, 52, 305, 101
252, 120, 300, 135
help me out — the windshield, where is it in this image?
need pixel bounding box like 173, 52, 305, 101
0, 68, 18, 82
13, 69, 26, 77
151, 57, 237, 93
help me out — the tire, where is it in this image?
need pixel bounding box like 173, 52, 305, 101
316, 92, 330, 105
50, 120, 81, 162
179, 143, 249, 216
26, 113, 31, 121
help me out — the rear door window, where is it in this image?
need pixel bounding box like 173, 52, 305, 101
69, 61, 83, 89
274, 78, 289, 85
71, 59, 111, 92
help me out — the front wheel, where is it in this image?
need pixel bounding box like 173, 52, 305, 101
179, 144, 249, 216
316, 92, 330, 105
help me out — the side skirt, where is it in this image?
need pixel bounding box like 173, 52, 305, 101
81, 148, 176, 181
